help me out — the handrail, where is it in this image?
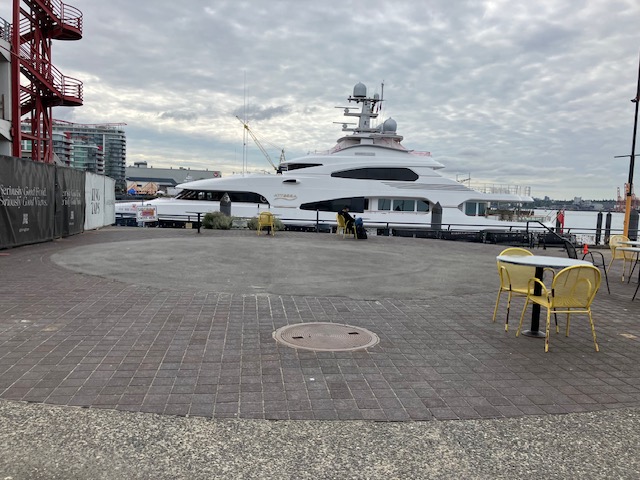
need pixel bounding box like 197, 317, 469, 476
8, 2, 84, 105
0, 17, 9, 42
113, 211, 627, 246
17, 1, 83, 34
16, 3, 82, 38
17, 42, 83, 102
51, 0, 83, 32
525, 220, 571, 249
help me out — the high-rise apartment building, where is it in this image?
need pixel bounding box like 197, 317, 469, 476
22, 120, 127, 192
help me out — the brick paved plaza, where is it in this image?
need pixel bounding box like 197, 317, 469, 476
1, 227, 640, 422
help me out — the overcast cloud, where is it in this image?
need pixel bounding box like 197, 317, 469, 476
2, 0, 639, 199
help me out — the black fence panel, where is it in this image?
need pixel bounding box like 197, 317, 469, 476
0, 155, 55, 248
55, 166, 85, 237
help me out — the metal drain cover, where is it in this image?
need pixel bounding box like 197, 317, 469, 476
273, 322, 379, 352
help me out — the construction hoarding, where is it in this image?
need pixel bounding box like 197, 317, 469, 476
1, 155, 115, 249
0, 155, 55, 248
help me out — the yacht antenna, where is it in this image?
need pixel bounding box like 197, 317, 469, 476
242, 71, 247, 176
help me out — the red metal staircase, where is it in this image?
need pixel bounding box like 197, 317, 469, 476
11, 0, 83, 163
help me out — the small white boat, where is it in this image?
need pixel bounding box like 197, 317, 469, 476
117, 82, 548, 233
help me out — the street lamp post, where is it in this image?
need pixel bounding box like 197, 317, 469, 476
623, 52, 640, 238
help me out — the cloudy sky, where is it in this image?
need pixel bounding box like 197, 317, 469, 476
2, 1, 639, 199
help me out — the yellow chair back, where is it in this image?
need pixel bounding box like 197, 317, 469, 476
551, 264, 601, 309
257, 211, 275, 235
609, 234, 632, 259
499, 247, 533, 257
496, 247, 534, 291
493, 247, 535, 330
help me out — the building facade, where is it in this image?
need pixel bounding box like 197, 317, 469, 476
125, 162, 221, 195
21, 120, 126, 191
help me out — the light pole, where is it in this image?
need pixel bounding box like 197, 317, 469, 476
623, 52, 640, 238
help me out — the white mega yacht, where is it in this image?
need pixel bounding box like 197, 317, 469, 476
117, 82, 544, 232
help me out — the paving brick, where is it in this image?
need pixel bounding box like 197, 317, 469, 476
2, 229, 639, 423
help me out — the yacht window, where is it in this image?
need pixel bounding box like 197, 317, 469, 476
393, 199, 415, 212
478, 202, 487, 216
175, 189, 268, 204
378, 199, 391, 211
331, 168, 419, 181
465, 202, 477, 216
301, 197, 365, 213
378, 198, 429, 212
284, 163, 322, 171
176, 189, 198, 200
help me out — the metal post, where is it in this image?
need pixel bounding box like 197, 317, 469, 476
595, 211, 603, 245
624, 52, 640, 237
11, 0, 21, 158
630, 210, 639, 241
220, 193, 231, 216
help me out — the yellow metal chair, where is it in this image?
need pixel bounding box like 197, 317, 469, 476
335, 214, 355, 238
257, 211, 275, 236
493, 247, 535, 331
607, 234, 635, 281
517, 264, 601, 352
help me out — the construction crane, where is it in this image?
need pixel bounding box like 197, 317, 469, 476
616, 184, 639, 212
236, 116, 285, 172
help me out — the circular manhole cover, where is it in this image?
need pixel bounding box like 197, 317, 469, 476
273, 322, 379, 352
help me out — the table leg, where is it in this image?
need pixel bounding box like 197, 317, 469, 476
522, 266, 546, 338
628, 252, 639, 283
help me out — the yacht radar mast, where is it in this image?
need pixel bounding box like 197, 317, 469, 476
340, 82, 384, 133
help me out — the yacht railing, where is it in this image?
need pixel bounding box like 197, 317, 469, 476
115, 213, 624, 246
468, 184, 532, 197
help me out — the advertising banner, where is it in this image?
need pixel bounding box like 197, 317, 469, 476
84, 172, 105, 230
103, 176, 116, 226
55, 166, 85, 237
0, 155, 55, 248
84, 173, 116, 230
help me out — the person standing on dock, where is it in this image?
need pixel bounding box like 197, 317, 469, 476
557, 209, 565, 234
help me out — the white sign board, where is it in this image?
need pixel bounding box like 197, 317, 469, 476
84, 173, 116, 230
136, 205, 158, 222
84, 173, 105, 230
103, 176, 116, 226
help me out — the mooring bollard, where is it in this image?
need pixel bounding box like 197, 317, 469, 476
220, 193, 231, 216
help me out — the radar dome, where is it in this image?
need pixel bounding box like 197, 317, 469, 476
353, 82, 367, 98
382, 118, 397, 133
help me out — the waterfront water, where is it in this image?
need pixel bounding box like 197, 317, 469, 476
535, 209, 627, 244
